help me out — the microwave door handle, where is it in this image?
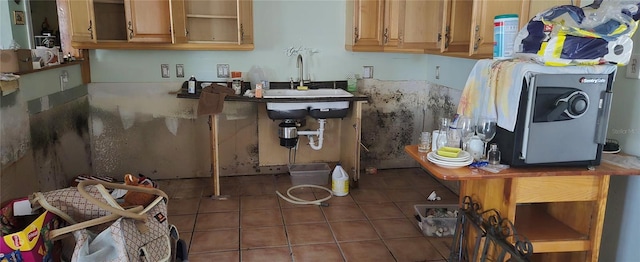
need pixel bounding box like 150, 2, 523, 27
594, 91, 613, 144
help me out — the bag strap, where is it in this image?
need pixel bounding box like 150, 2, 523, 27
47, 205, 144, 241
77, 180, 168, 221
32, 192, 78, 224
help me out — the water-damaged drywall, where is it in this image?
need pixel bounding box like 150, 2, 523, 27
87, 81, 460, 179
88, 83, 261, 179
1, 81, 91, 200
0, 92, 30, 167
359, 79, 461, 169
29, 98, 92, 191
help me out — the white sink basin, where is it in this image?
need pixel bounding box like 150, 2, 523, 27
263, 89, 354, 98
263, 89, 353, 119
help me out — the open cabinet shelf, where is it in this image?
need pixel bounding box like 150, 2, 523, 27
515, 204, 590, 253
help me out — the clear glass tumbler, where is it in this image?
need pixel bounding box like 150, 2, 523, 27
418, 132, 431, 153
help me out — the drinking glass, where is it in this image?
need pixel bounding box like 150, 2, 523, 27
476, 117, 497, 160
436, 118, 450, 150
418, 131, 431, 153
457, 115, 475, 151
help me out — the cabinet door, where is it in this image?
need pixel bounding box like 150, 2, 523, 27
398, 0, 443, 51
441, 0, 472, 53
176, 0, 247, 44
382, 0, 400, 47
469, 0, 528, 56
171, 0, 188, 43
347, 0, 384, 50
68, 0, 97, 43
238, 0, 253, 44
124, 0, 172, 42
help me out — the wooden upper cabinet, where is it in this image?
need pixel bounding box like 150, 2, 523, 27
67, 0, 96, 43
346, 0, 437, 53
172, 0, 253, 46
346, 0, 384, 51
67, 0, 254, 49
469, 0, 579, 57
70, 0, 169, 44
469, 0, 526, 56
346, 0, 579, 58
397, 0, 443, 51
124, 0, 172, 43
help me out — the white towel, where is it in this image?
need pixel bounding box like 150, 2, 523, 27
458, 59, 617, 132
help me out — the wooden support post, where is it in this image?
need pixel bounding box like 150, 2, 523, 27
210, 114, 220, 197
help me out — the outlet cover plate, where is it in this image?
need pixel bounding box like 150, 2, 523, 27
161, 64, 170, 78
363, 66, 373, 79
176, 64, 185, 78
217, 64, 230, 78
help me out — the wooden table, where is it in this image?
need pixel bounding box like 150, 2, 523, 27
405, 145, 640, 262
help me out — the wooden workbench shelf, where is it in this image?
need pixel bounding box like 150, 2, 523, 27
515, 204, 589, 253
404, 145, 640, 262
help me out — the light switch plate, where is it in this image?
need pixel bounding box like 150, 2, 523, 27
217, 64, 230, 78
363, 66, 373, 79
161, 64, 170, 78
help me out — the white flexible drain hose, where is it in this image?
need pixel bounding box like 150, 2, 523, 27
276, 184, 333, 206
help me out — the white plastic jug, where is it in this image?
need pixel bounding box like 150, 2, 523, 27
331, 164, 349, 196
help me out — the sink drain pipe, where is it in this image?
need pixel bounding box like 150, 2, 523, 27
298, 119, 326, 150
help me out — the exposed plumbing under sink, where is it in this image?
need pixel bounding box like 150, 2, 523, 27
279, 118, 327, 151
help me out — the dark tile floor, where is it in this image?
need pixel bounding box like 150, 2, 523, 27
158, 167, 459, 262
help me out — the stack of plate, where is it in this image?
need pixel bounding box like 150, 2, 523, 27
427, 151, 473, 169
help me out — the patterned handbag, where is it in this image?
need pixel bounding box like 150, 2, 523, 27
32, 180, 171, 262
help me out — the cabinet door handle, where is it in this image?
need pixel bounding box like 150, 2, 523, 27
383, 28, 388, 44
354, 27, 359, 43
473, 25, 480, 51
445, 26, 450, 48
88, 20, 93, 39
240, 23, 244, 43
128, 21, 134, 39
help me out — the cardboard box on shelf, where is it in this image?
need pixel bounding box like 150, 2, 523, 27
0, 49, 33, 73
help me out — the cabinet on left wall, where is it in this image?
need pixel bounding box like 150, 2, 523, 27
65, 0, 254, 50
68, 0, 171, 43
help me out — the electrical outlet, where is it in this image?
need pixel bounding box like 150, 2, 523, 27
363, 66, 373, 79
161, 64, 170, 78
435, 66, 440, 80
217, 64, 230, 78
176, 64, 185, 78
626, 55, 640, 79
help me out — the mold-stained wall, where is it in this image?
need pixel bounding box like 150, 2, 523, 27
29, 98, 92, 191
359, 79, 461, 169
0, 92, 30, 167
88, 82, 212, 179
87, 80, 461, 178
1, 69, 90, 201
88, 83, 263, 178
